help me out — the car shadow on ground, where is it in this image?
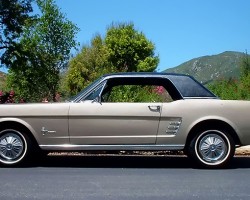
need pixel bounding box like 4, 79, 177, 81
30, 154, 250, 169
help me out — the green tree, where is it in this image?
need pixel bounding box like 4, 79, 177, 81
240, 51, 250, 77
7, 0, 79, 102
239, 52, 250, 99
208, 78, 240, 100
66, 22, 159, 96
0, 0, 33, 67
208, 52, 250, 100
105, 23, 159, 72
66, 34, 110, 95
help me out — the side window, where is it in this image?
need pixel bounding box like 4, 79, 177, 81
83, 82, 105, 101
102, 84, 173, 103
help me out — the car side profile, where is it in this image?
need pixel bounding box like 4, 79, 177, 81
0, 72, 250, 168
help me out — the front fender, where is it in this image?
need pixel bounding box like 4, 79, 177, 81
0, 117, 38, 141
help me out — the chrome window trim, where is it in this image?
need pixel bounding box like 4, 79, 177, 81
71, 77, 104, 102
81, 80, 107, 102
183, 97, 219, 99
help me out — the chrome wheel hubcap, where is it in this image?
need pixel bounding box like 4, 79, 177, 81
0, 133, 24, 161
195, 131, 230, 165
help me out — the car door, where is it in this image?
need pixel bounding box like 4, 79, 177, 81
68, 102, 161, 145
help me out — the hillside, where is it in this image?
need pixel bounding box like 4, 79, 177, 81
163, 51, 245, 84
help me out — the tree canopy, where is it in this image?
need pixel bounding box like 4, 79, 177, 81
105, 23, 159, 72
0, 0, 33, 67
6, 0, 79, 102
66, 22, 159, 96
65, 34, 110, 95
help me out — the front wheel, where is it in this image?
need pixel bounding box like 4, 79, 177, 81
188, 129, 235, 168
0, 129, 31, 166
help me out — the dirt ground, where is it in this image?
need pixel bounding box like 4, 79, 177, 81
236, 145, 250, 155
48, 146, 250, 157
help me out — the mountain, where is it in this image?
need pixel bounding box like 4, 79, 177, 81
163, 51, 245, 84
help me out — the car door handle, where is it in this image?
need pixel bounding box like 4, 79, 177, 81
148, 105, 161, 112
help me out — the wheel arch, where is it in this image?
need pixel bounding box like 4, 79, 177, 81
0, 118, 40, 149
185, 119, 241, 151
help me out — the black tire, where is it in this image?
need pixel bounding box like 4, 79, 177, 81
0, 129, 33, 166
188, 129, 235, 168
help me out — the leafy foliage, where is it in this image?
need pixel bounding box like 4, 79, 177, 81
0, 0, 33, 67
240, 51, 250, 77
6, 0, 79, 102
208, 52, 250, 100
239, 53, 250, 99
207, 78, 241, 100
66, 35, 111, 95
106, 85, 164, 103
0, 71, 6, 88
105, 23, 159, 72
66, 22, 159, 96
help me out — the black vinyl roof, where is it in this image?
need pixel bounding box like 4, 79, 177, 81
71, 72, 217, 102
102, 72, 217, 99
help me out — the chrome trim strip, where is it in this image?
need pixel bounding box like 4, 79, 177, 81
40, 144, 185, 151
69, 135, 179, 139
166, 119, 182, 135
69, 135, 156, 139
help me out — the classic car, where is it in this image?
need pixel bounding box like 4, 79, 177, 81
0, 72, 250, 168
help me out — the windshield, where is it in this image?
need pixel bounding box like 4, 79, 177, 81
68, 77, 104, 102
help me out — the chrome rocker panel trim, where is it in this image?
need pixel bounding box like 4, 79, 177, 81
40, 144, 185, 151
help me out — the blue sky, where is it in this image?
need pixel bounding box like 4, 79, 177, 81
54, 0, 250, 72
2, 0, 250, 73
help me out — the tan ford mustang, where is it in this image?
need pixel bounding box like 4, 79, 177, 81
0, 72, 250, 168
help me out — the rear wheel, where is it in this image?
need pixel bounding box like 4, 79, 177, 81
188, 129, 235, 168
0, 129, 31, 166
